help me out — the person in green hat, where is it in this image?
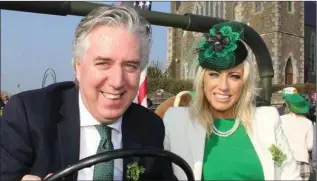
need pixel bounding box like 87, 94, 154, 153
162, 21, 300, 180
280, 87, 314, 181
284, 94, 310, 115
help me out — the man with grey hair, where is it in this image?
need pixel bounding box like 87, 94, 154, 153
0, 5, 176, 181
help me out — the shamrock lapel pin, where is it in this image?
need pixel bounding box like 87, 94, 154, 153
126, 162, 145, 181
269, 144, 287, 167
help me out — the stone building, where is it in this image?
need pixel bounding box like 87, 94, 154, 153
166, 2, 315, 84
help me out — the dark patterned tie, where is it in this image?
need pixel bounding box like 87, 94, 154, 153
93, 125, 114, 181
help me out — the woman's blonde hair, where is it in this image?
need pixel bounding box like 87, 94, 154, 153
188, 52, 259, 135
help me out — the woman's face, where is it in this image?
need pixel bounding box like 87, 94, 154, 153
202, 63, 245, 117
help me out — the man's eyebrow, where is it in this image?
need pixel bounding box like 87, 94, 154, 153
93, 57, 141, 64
125, 60, 140, 64
94, 56, 111, 61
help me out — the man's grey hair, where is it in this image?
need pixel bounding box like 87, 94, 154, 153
72, 5, 152, 71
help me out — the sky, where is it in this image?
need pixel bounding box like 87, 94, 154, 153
1, 1, 171, 95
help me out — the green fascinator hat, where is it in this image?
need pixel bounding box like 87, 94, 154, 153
196, 21, 248, 70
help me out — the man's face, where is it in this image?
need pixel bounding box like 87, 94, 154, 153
76, 26, 142, 123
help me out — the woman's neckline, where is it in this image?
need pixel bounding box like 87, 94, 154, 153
213, 118, 236, 121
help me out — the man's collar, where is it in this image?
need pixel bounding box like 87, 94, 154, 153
78, 91, 122, 133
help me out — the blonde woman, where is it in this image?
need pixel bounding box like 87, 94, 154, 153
163, 22, 300, 180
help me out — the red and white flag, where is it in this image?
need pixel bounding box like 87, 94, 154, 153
138, 68, 148, 107
120, 1, 152, 108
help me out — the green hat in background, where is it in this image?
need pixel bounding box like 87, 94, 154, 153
282, 87, 310, 114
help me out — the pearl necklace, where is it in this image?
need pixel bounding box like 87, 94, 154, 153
212, 119, 240, 137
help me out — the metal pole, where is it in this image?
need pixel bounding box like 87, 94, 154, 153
0, 1, 274, 104
0, 2, 191, 29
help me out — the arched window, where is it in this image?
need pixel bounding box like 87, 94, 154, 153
219, 2, 223, 18
285, 58, 293, 85
215, 2, 219, 17
310, 33, 316, 73
233, 3, 239, 20
194, 3, 199, 15
199, 2, 204, 15
194, 1, 202, 15
194, 2, 203, 15
254, 2, 262, 12
206, 2, 209, 16
208, 1, 213, 16
287, 2, 294, 12
201, 2, 207, 16
175, 2, 181, 11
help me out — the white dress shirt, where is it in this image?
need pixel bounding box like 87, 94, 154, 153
77, 93, 123, 180
280, 113, 314, 163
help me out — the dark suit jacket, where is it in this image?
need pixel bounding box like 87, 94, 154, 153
0, 81, 176, 181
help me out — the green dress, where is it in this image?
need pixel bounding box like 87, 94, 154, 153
202, 118, 265, 180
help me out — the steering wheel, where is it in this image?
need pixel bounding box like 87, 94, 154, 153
44, 148, 194, 181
